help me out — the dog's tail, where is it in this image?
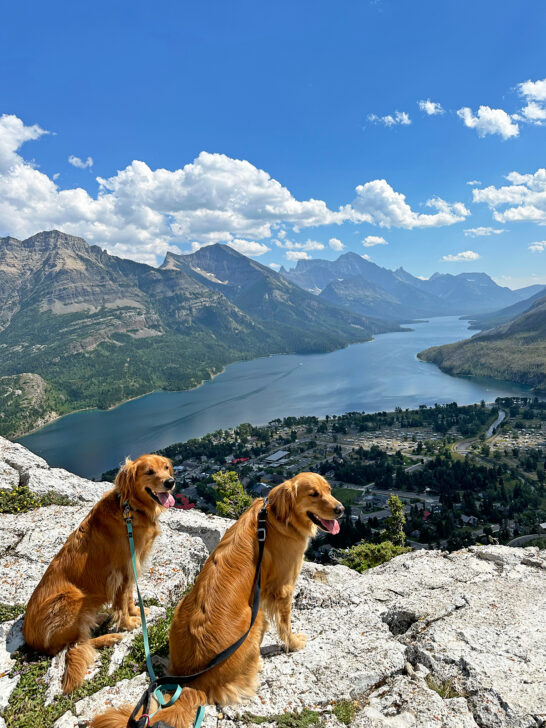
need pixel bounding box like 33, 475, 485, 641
63, 641, 98, 693
89, 704, 132, 728
90, 688, 207, 728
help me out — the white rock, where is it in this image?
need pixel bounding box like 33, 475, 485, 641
52, 711, 78, 728
0, 617, 24, 675
44, 649, 67, 707
0, 437, 48, 473
0, 462, 19, 492
166, 508, 233, 552
22, 467, 110, 504
74, 673, 149, 720
107, 605, 166, 675
0, 674, 19, 711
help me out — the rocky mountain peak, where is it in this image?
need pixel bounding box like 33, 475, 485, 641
0, 437, 545, 728
22, 230, 92, 254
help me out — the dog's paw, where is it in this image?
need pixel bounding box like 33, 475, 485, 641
101, 633, 124, 646
287, 632, 307, 651
118, 616, 140, 631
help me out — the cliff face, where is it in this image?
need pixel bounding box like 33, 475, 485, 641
0, 437, 545, 728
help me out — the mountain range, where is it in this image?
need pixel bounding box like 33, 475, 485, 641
281, 253, 539, 320
0, 231, 394, 436
2, 231, 545, 437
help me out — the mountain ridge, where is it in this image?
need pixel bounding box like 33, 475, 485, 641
418, 293, 546, 391
0, 231, 396, 437
280, 253, 538, 319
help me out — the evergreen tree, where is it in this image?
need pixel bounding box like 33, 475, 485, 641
384, 494, 406, 546
212, 470, 252, 519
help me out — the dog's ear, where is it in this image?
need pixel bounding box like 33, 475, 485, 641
115, 457, 138, 502
269, 479, 296, 524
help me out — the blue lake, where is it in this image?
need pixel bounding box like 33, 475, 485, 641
19, 316, 533, 478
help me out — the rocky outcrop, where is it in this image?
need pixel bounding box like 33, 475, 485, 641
0, 438, 545, 728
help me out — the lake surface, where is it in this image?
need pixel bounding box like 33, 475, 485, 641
19, 316, 533, 478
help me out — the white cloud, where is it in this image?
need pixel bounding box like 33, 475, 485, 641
463, 227, 505, 237
515, 78, 546, 126
418, 99, 444, 115
518, 78, 546, 102
269, 262, 281, 270
456, 106, 519, 139
276, 238, 325, 251
350, 180, 469, 229
473, 167, 546, 225
68, 155, 93, 169
361, 253, 371, 261
363, 235, 388, 247
227, 239, 270, 256
367, 111, 411, 127
52, 172, 60, 180
328, 237, 345, 251
529, 241, 546, 252
466, 180, 481, 186
286, 250, 311, 261
520, 101, 546, 125
442, 250, 480, 262
0, 113, 473, 266
189, 239, 270, 257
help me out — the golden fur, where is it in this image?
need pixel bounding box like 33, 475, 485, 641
90, 472, 343, 727
23, 454, 175, 693
90, 688, 207, 728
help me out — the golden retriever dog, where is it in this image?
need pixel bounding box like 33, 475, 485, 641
23, 454, 177, 693
91, 472, 343, 728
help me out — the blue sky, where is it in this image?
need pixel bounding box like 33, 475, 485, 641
1, 0, 546, 287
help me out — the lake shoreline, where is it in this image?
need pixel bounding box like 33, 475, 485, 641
15, 338, 377, 439
19, 317, 536, 478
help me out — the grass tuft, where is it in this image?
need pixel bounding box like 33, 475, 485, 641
332, 700, 358, 725
425, 675, 463, 699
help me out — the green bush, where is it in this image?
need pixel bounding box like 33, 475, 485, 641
341, 540, 411, 573
0, 485, 74, 514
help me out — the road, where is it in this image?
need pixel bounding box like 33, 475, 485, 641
486, 409, 506, 438
453, 408, 507, 455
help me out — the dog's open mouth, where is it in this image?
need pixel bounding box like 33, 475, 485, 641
146, 487, 175, 509
307, 511, 341, 535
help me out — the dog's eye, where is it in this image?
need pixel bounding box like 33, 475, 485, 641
164, 464, 169, 469
146, 469, 155, 475
310, 491, 319, 497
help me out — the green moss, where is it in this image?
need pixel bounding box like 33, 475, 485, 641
0, 604, 25, 621
332, 700, 358, 725
0, 485, 75, 514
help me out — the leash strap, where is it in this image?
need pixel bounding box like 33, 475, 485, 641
123, 502, 182, 714
124, 497, 268, 728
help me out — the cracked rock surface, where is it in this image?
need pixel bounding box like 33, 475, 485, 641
0, 437, 545, 728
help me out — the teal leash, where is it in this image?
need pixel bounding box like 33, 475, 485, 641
123, 501, 205, 728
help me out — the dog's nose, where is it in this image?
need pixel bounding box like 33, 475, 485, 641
164, 478, 175, 490
334, 504, 344, 516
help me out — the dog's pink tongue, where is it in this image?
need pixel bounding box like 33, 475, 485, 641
157, 492, 176, 508
319, 517, 341, 535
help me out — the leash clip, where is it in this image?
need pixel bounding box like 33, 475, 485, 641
123, 500, 133, 522
257, 497, 268, 543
